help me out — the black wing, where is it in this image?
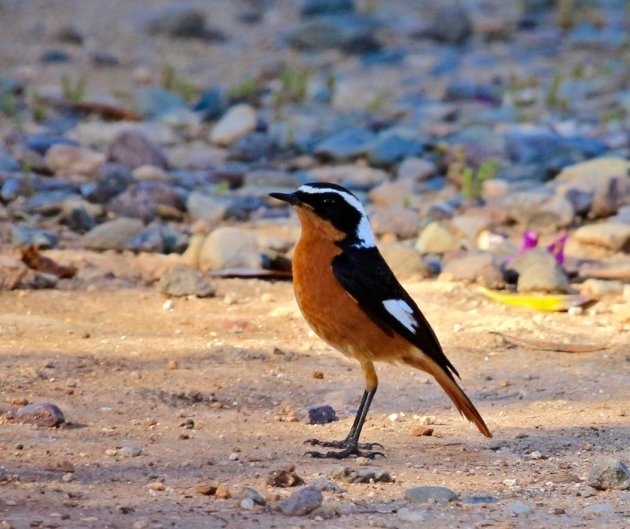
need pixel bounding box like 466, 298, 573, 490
332, 248, 459, 379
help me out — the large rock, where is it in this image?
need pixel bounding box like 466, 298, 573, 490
441, 251, 504, 288
210, 104, 257, 147
314, 127, 375, 161
508, 248, 570, 293
586, 457, 630, 491
157, 266, 216, 297
370, 207, 421, 239
45, 144, 105, 178
277, 487, 323, 516
573, 222, 630, 251
379, 243, 431, 279
405, 486, 456, 504
107, 130, 169, 170
415, 221, 461, 254
198, 227, 262, 270
81, 217, 145, 251
186, 191, 228, 223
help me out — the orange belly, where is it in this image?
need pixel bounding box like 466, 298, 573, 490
292, 222, 412, 363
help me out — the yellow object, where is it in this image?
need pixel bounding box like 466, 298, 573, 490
479, 287, 590, 312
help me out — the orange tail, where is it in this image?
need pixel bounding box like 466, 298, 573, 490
404, 355, 492, 438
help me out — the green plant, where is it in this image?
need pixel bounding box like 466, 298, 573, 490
461, 159, 500, 202
161, 64, 198, 102
29, 88, 47, 123
228, 77, 259, 102
546, 72, 569, 112
61, 73, 88, 104
1, 93, 17, 116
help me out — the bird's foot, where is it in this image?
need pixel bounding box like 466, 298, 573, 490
303, 439, 385, 459
304, 445, 385, 459
304, 438, 384, 450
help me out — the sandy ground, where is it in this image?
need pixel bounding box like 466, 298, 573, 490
0, 254, 628, 529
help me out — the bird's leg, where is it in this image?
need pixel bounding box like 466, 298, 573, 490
305, 361, 384, 459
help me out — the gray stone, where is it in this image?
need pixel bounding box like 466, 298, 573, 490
370, 207, 421, 239
367, 129, 425, 167
228, 132, 277, 162
582, 502, 614, 515
44, 144, 105, 178
146, 7, 208, 39
591, 176, 630, 219
107, 182, 186, 223
301, 0, 354, 17
442, 251, 504, 288
157, 266, 216, 298
277, 487, 323, 516
307, 405, 337, 424
421, 5, 473, 45
314, 128, 375, 161
415, 221, 461, 254
502, 191, 574, 232
82, 217, 145, 251
119, 446, 143, 457
80, 163, 133, 203
198, 227, 262, 270
405, 486, 456, 504
573, 222, 630, 252
508, 248, 570, 293
504, 502, 533, 516
62, 202, 97, 232
16, 402, 65, 427
307, 165, 388, 188
137, 88, 188, 121
397, 507, 425, 522
397, 157, 437, 181
586, 457, 630, 491
107, 130, 169, 170
330, 466, 393, 484
379, 243, 431, 279
11, 225, 58, 249
210, 104, 257, 147
368, 180, 414, 207
286, 14, 380, 53
187, 191, 228, 223
242, 487, 266, 506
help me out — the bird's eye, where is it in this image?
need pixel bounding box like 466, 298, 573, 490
321, 197, 335, 207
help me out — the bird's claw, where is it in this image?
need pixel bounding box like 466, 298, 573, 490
304, 447, 385, 459
304, 438, 384, 451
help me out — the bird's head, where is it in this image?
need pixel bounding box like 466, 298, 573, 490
270, 182, 376, 249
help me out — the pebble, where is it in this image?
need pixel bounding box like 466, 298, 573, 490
314, 127, 375, 161
107, 130, 169, 170
370, 207, 421, 239
277, 487, 323, 516
307, 405, 336, 424
582, 502, 614, 516
573, 222, 630, 251
586, 457, 630, 490
145, 7, 210, 39
397, 507, 425, 522
119, 446, 143, 457
504, 501, 533, 516
81, 217, 145, 252
420, 5, 473, 45
301, 0, 354, 17
580, 278, 624, 297
157, 266, 216, 298
15, 402, 65, 427
397, 157, 437, 181
330, 466, 393, 484
210, 104, 257, 147
415, 221, 461, 254
242, 486, 266, 505
44, 145, 105, 178
405, 486, 456, 504
11, 225, 58, 249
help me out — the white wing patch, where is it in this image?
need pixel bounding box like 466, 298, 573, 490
383, 299, 416, 333
298, 184, 376, 248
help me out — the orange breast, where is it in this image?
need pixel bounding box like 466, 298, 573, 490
292, 209, 412, 363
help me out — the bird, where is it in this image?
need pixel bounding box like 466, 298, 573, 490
269, 182, 492, 459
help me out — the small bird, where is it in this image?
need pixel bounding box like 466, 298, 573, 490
270, 182, 492, 459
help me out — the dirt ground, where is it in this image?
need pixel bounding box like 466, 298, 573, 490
0, 252, 628, 529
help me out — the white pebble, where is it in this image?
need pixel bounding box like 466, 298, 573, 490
162, 299, 174, 311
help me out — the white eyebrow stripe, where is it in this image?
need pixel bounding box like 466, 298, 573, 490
297, 184, 376, 248
297, 185, 368, 216
383, 299, 416, 333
